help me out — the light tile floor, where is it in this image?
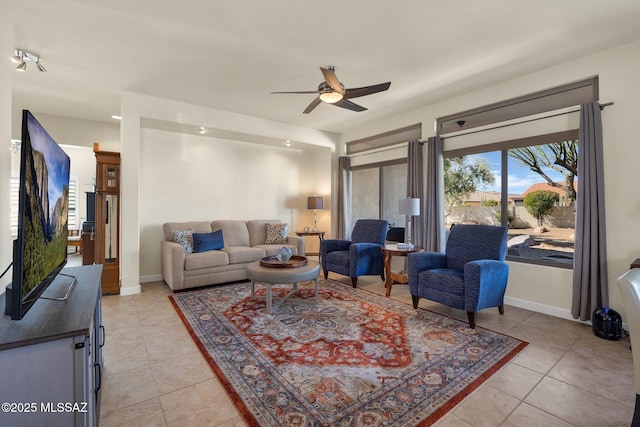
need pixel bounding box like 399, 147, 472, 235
90, 258, 635, 426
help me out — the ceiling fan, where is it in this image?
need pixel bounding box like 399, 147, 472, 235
271, 66, 391, 114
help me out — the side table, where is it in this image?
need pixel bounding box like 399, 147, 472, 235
381, 244, 422, 297
295, 231, 325, 261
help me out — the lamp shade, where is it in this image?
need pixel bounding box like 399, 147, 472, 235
307, 196, 324, 210
399, 198, 420, 216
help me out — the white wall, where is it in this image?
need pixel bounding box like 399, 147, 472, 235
11, 112, 120, 151
61, 146, 97, 227
0, 2, 12, 291
120, 93, 338, 293
138, 128, 331, 278
339, 40, 640, 320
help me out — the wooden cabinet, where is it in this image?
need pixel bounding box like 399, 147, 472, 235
82, 228, 96, 266
0, 265, 104, 427
94, 149, 120, 295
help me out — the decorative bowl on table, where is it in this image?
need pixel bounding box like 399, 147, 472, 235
276, 246, 293, 263
260, 255, 308, 268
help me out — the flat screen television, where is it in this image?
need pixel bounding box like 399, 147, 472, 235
5, 110, 71, 320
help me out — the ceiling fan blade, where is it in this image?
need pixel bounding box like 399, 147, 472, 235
334, 99, 367, 112
321, 67, 344, 94
303, 97, 322, 114
344, 82, 391, 99
271, 90, 320, 94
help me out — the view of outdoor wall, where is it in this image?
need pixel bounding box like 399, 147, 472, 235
351, 168, 379, 225
444, 140, 577, 267
351, 163, 407, 231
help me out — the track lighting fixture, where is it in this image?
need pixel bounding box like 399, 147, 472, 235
10, 49, 47, 72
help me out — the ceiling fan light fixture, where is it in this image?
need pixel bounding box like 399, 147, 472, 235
319, 91, 343, 104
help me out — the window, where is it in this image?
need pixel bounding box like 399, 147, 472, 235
68, 175, 79, 230
444, 130, 578, 268
346, 124, 420, 231
351, 161, 407, 229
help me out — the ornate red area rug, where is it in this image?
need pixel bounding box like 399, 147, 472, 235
169, 279, 527, 426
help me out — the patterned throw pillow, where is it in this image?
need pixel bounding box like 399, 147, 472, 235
265, 223, 289, 244
172, 229, 194, 254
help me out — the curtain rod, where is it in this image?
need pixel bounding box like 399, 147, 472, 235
441, 102, 614, 140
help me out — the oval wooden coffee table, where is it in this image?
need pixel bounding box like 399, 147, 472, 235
246, 259, 320, 314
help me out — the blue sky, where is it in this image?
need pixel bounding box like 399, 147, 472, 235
473, 151, 566, 196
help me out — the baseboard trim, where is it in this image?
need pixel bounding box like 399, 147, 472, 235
140, 274, 163, 283
120, 284, 141, 296
504, 296, 591, 325
505, 296, 633, 333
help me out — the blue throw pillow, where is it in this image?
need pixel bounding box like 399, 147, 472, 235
192, 230, 224, 253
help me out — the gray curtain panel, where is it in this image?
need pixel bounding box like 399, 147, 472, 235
407, 140, 424, 247
424, 136, 445, 252
337, 156, 351, 239
571, 102, 608, 321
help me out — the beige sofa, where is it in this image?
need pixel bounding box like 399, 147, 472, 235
161, 219, 305, 291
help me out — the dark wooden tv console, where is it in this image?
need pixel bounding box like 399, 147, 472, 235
0, 265, 103, 427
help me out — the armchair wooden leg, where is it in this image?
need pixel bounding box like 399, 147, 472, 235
467, 312, 476, 329
323, 270, 328, 279
411, 295, 419, 309
498, 304, 504, 315
351, 277, 358, 288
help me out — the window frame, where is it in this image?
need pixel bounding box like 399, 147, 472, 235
350, 158, 408, 225
444, 129, 579, 269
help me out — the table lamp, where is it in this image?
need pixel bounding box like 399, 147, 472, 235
308, 196, 323, 232
399, 198, 420, 248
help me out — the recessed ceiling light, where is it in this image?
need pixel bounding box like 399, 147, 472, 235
111, 115, 121, 120
198, 126, 208, 135
285, 140, 291, 147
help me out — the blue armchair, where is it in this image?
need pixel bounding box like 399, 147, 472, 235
407, 224, 509, 328
321, 219, 388, 288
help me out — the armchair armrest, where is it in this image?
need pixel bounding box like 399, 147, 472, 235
321, 239, 352, 270
286, 235, 305, 256
407, 252, 447, 294
321, 239, 352, 255
464, 260, 510, 311
161, 240, 186, 291
408, 252, 447, 275
349, 242, 385, 277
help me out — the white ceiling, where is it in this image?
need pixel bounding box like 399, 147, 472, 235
10, 0, 640, 134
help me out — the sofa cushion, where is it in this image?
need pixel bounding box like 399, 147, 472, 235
212, 220, 250, 247
247, 220, 281, 246
172, 229, 195, 254
221, 246, 265, 264
265, 223, 289, 244
193, 230, 224, 253
184, 250, 229, 271
420, 268, 465, 296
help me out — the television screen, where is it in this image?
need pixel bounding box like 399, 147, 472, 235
5, 110, 71, 320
